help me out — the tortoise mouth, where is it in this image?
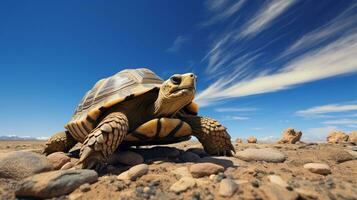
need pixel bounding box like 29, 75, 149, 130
171, 86, 195, 94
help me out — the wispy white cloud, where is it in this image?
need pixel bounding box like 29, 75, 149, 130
202, 0, 247, 27
281, 3, 357, 57
221, 115, 250, 121
302, 126, 338, 141
204, 0, 229, 12
196, 32, 357, 107
296, 103, 357, 117
215, 107, 258, 112
166, 36, 189, 52
323, 119, 357, 125
240, 0, 295, 37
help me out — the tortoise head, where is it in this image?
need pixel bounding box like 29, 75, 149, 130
154, 73, 196, 116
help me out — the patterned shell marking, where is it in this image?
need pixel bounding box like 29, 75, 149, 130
65, 68, 163, 142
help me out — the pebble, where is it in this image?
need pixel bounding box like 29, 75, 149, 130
235, 148, 286, 163
0, 151, 53, 179
303, 163, 331, 175
267, 175, 289, 188
247, 136, 257, 143
15, 169, 98, 198
189, 163, 224, 178
179, 151, 200, 162
46, 152, 71, 170
326, 148, 354, 163
79, 183, 91, 192
219, 178, 237, 197
172, 166, 192, 178
117, 164, 149, 181
170, 177, 196, 193
108, 151, 144, 166
61, 162, 75, 170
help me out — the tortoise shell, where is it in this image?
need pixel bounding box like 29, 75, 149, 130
65, 68, 163, 142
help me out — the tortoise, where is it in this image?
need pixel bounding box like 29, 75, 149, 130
43, 68, 234, 170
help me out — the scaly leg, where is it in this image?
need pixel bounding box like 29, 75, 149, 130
181, 115, 235, 156
42, 131, 77, 155
77, 112, 128, 171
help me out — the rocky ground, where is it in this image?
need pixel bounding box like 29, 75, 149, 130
0, 140, 357, 200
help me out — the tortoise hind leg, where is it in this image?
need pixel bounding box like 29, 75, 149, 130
77, 112, 128, 171
180, 115, 235, 156
42, 131, 77, 155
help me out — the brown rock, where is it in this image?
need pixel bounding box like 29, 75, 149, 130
169, 177, 196, 193
235, 138, 243, 144
0, 151, 53, 179
219, 178, 237, 197
60, 162, 75, 170
348, 131, 357, 143
304, 163, 331, 175
117, 164, 149, 181
247, 136, 257, 143
189, 163, 224, 178
46, 152, 71, 170
278, 128, 302, 144
15, 169, 98, 198
259, 184, 298, 200
327, 131, 349, 143
108, 151, 144, 166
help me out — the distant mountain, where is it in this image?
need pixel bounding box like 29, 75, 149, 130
0, 135, 47, 140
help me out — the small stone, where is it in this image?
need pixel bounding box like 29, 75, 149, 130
108, 151, 144, 166
235, 138, 243, 144
0, 151, 53, 179
348, 131, 357, 143
327, 130, 349, 143
60, 162, 74, 170
277, 128, 302, 144
15, 169, 98, 198
117, 164, 149, 181
251, 179, 260, 188
172, 166, 192, 178
79, 183, 91, 192
260, 184, 299, 200
219, 178, 237, 197
267, 175, 289, 188
326, 148, 354, 163
189, 163, 224, 178
47, 152, 71, 170
180, 151, 200, 162
170, 177, 196, 193
294, 188, 319, 199
247, 136, 257, 143
347, 150, 357, 159
143, 186, 150, 193
235, 148, 286, 163
304, 163, 331, 175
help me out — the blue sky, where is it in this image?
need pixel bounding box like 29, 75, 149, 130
0, 0, 356, 141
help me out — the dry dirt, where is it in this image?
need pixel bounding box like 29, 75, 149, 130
0, 140, 357, 200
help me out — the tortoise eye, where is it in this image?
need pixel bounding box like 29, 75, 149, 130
170, 76, 181, 85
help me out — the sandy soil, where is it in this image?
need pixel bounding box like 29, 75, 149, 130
0, 140, 357, 200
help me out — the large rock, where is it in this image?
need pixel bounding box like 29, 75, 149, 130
277, 128, 302, 144
235, 148, 286, 163
108, 151, 144, 166
348, 131, 357, 143
189, 163, 224, 178
0, 151, 53, 179
235, 138, 243, 144
15, 169, 98, 198
117, 164, 149, 181
219, 178, 237, 197
46, 152, 71, 170
327, 131, 349, 143
247, 136, 257, 143
169, 177, 196, 193
303, 163, 331, 175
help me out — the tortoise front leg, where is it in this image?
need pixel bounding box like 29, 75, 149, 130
77, 112, 128, 171
180, 115, 235, 156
